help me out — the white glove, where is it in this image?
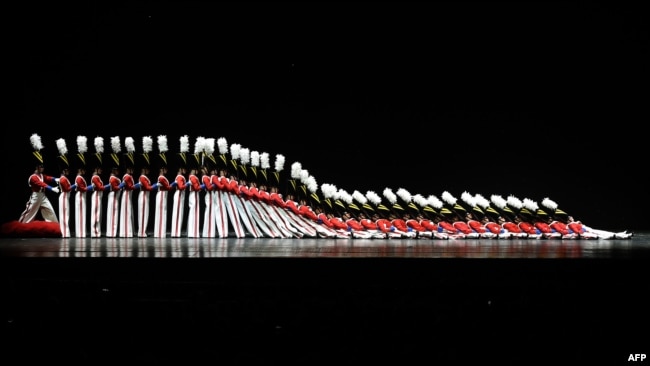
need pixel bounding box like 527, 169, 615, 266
54, 178, 60, 183
52, 187, 60, 194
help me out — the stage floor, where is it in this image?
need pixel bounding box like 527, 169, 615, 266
2, 234, 649, 364
1, 232, 649, 258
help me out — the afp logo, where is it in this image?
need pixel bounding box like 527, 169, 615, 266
628, 354, 646, 362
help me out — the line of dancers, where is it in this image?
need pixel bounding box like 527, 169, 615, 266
21, 133, 633, 240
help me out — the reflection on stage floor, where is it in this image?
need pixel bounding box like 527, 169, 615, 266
1, 232, 649, 259
2, 233, 649, 364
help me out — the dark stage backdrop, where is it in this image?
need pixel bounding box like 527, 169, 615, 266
4, 2, 648, 231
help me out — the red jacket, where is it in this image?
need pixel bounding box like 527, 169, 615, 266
484, 221, 503, 234
359, 218, 378, 231
328, 216, 348, 231
502, 221, 522, 233
202, 175, 213, 191
157, 175, 172, 191
549, 221, 570, 235
108, 174, 121, 192
59, 175, 74, 193
28, 173, 57, 192
419, 219, 438, 232
91, 174, 104, 192
300, 205, 319, 221
284, 200, 301, 215
212, 175, 226, 191
391, 218, 409, 232
188, 174, 202, 191
453, 221, 474, 234
139, 174, 154, 191
226, 178, 239, 195
75, 175, 90, 192
175, 174, 187, 191
518, 221, 538, 234
317, 213, 334, 228
437, 220, 457, 234
239, 185, 255, 200
406, 219, 427, 232
258, 190, 272, 205
375, 218, 393, 233
345, 218, 365, 231
467, 220, 487, 233
122, 173, 135, 191
269, 192, 286, 208
534, 221, 552, 234
568, 222, 585, 234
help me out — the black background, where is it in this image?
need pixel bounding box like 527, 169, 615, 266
4, 2, 648, 231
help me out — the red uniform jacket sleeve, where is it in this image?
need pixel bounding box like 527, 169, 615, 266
175, 175, 187, 191
270, 193, 286, 208
158, 176, 172, 191
438, 221, 457, 233
227, 179, 239, 194
123, 174, 135, 190
534, 222, 552, 233
189, 175, 202, 191
28, 174, 50, 192
391, 219, 409, 232
406, 219, 426, 232
485, 222, 502, 234
249, 187, 262, 201
202, 176, 213, 191
75, 175, 90, 192
109, 175, 121, 191
346, 219, 365, 231
420, 219, 437, 231
549, 221, 570, 235
299, 206, 319, 221
360, 218, 378, 230
259, 191, 272, 205
59, 176, 73, 192
453, 221, 473, 234
139, 175, 154, 191
239, 185, 254, 200
375, 219, 392, 233
91, 175, 104, 191
329, 217, 348, 230
467, 220, 486, 233
568, 222, 584, 234
317, 213, 334, 228
518, 221, 537, 234
212, 176, 226, 191
503, 222, 521, 233
285, 200, 301, 215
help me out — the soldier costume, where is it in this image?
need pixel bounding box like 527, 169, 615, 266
105, 136, 122, 238
153, 135, 172, 238
73, 136, 91, 238
118, 137, 137, 238
55, 137, 73, 237
19, 134, 60, 224
89, 136, 106, 238
170, 135, 189, 238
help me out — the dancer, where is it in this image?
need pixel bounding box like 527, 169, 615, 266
89, 137, 106, 238
199, 138, 219, 238
19, 134, 59, 224
118, 137, 137, 238
105, 136, 122, 238
153, 135, 172, 238
55, 138, 74, 237
73, 136, 91, 238
186, 140, 204, 238
136, 136, 155, 238
170, 135, 189, 238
